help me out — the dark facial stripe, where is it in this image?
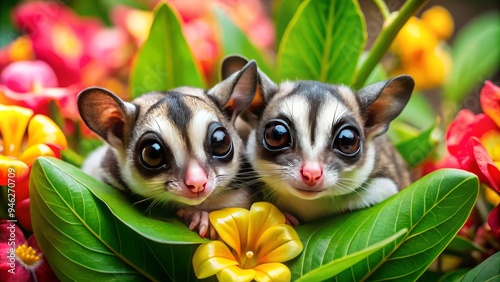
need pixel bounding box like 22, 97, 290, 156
148, 91, 193, 151
307, 96, 321, 146
101, 148, 131, 192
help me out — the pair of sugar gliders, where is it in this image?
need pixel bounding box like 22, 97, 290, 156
78, 56, 413, 237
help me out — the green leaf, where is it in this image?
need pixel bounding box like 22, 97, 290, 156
277, 0, 365, 84
76, 138, 103, 158
273, 0, 303, 49
395, 92, 436, 130
291, 169, 479, 281
387, 121, 420, 145
395, 122, 438, 167
214, 8, 273, 78
130, 2, 205, 98
295, 229, 407, 282
437, 269, 470, 282
30, 157, 206, 281
443, 12, 500, 103
453, 252, 500, 282
61, 148, 83, 168
446, 235, 487, 254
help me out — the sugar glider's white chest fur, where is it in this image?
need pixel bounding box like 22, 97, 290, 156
227, 56, 414, 223
78, 60, 260, 237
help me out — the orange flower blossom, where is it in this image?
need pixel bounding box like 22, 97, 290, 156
390, 6, 454, 90
192, 202, 303, 282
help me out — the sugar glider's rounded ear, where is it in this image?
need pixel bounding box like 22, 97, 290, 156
218, 55, 278, 118
77, 87, 137, 149
357, 75, 414, 137
208, 58, 259, 123
221, 55, 250, 80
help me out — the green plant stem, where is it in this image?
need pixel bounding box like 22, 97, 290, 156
373, 0, 390, 20
351, 0, 429, 89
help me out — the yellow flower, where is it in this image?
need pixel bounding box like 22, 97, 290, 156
0, 104, 67, 185
390, 6, 454, 90
192, 202, 303, 282
421, 6, 454, 41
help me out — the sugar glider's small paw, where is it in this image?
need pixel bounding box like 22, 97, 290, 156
284, 212, 300, 226
177, 208, 217, 239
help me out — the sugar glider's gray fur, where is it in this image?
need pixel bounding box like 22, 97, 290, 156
78, 60, 259, 237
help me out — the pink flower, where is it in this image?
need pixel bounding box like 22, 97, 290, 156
0, 36, 34, 72
0, 221, 59, 281
13, 1, 103, 87
0, 60, 79, 119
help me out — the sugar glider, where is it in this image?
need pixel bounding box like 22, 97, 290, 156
235, 57, 414, 223
78, 60, 259, 237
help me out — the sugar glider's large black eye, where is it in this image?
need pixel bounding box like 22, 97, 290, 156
208, 123, 233, 161
137, 133, 167, 170
333, 126, 361, 156
263, 120, 292, 151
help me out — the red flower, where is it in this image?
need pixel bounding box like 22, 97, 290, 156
13, 2, 103, 87
0, 221, 58, 281
446, 81, 500, 236
447, 112, 500, 191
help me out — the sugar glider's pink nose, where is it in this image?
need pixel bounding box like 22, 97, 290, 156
300, 161, 323, 186
184, 160, 207, 193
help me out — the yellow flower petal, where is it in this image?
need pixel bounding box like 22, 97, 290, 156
0, 155, 29, 185
392, 17, 438, 63
247, 202, 286, 248
254, 263, 291, 282
256, 225, 303, 264
217, 265, 255, 282
392, 45, 451, 90
52, 24, 83, 59
421, 6, 454, 40
8, 36, 34, 61
210, 208, 249, 256
18, 144, 56, 166
26, 114, 67, 150
0, 104, 34, 157
484, 186, 500, 206
480, 130, 500, 164
192, 241, 238, 279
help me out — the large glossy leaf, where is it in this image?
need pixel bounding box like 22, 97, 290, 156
30, 157, 206, 281
443, 12, 500, 103
277, 0, 365, 84
295, 229, 407, 282
290, 169, 479, 281
129, 3, 205, 98
214, 8, 273, 78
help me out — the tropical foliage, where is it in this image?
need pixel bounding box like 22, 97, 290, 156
0, 0, 499, 281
